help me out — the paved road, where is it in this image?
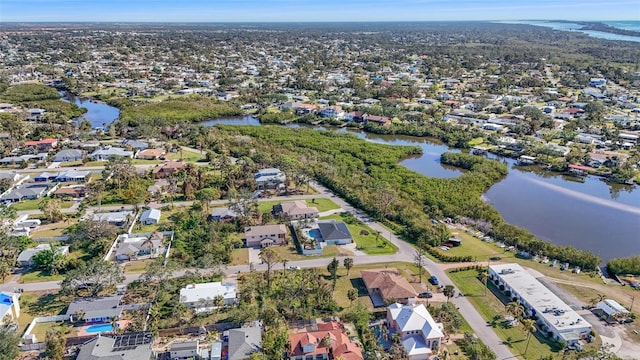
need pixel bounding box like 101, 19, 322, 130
3, 181, 516, 359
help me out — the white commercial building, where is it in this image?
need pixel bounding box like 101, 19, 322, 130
489, 263, 591, 345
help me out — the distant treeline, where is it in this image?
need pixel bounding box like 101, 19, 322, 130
607, 256, 640, 276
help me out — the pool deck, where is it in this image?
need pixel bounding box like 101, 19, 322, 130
76, 320, 132, 337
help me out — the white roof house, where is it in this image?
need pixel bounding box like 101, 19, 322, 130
489, 263, 591, 344
387, 303, 444, 359
92, 210, 133, 227
139, 209, 161, 225
179, 282, 237, 313
89, 146, 134, 161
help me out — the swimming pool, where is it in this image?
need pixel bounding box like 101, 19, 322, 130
85, 323, 119, 334
306, 228, 322, 240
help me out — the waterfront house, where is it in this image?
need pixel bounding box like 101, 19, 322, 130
386, 303, 444, 360
244, 224, 287, 248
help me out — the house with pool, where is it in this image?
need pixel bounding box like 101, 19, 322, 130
66, 295, 124, 324
295, 219, 353, 255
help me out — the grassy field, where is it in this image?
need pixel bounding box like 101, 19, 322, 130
269, 244, 353, 262
9, 199, 75, 211
123, 259, 154, 274
321, 213, 397, 255
19, 271, 65, 283
306, 198, 340, 212
31, 220, 78, 238
449, 269, 567, 359
166, 148, 204, 162
229, 248, 249, 265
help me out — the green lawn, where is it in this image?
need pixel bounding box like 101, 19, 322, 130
269, 244, 353, 262
448, 269, 566, 359
19, 271, 65, 283
321, 213, 397, 255
434, 230, 507, 260
18, 291, 75, 337
229, 248, 249, 266
166, 148, 204, 162
123, 259, 154, 274
10, 199, 75, 211
306, 198, 340, 212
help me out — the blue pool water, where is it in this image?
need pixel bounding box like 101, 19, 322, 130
306, 228, 322, 240
85, 323, 119, 334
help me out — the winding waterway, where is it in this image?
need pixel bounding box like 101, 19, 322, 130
63, 99, 640, 261
63, 93, 120, 129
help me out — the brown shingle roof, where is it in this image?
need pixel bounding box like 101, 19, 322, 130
361, 268, 418, 300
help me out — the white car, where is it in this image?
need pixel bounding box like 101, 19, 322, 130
288, 266, 301, 270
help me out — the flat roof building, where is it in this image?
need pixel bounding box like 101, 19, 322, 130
489, 263, 591, 345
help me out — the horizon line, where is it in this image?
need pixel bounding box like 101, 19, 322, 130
0, 19, 633, 24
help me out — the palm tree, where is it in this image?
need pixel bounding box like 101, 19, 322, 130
521, 318, 537, 355
443, 285, 455, 303
347, 289, 358, 305
506, 301, 525, 321
343, 258, 353, 275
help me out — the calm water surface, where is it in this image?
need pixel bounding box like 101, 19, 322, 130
63, 93, 120, 129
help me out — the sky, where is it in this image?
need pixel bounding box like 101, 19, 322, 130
1, 0, 639, 22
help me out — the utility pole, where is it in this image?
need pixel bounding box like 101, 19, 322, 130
631, 295, 635, 313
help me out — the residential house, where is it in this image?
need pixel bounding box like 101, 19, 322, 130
589, 78, 606, 87
317, 220, 353, 245
54, 184, 86, 199
26, 108, 45, 120
114, 232, 168, 261
89, 146, 134, 161
320, 106, 345, 119
295, 103, 318, 115
0, 171, 22, 183
0, 292, 21, 325
33, 171, 58, 182
152, 161, 187, 179
254, 168, 286, 189
179, 281, 237, 313
147, 179, 169, 196
227, 327, 262, 360
24, 138, 58, 152
53, 149, 85, 162
169, 341, 199, 360
362, 269, 418, 307
210, 207, 239, 222
139, 209, 161, 225
55, 169, 90, 182
364, 114, 391, 126
136, 148, 167, 160
244, 224, 287, 248
596, 299, 630, 320
387, 303, 444, 360
345, 111, 365, 122
271, 200, 318, 220
91, 210, 133, 227
0, 183, 55, 203
121, 139, 149, 150
66, 295, 124, 323
288, 321, 363, 360
75, 332, 155, 360
16, 244, 70, 267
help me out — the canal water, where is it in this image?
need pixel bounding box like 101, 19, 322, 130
201, 117, 640, 262
67, 100, 639, 262
63, 93, 120, 130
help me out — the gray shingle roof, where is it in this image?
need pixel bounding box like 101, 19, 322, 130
317, 221, 352, 241
227, 327, 262, 360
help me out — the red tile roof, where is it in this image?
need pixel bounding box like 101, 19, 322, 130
289, 322, 363, 360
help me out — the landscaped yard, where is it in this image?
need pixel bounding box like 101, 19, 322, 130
320, 213, 397, 255
166, 148, 204, 162
332, 261, 426, 310
17, 291, 73, 337
19, 271, 65, 283
9, 199, 75, 211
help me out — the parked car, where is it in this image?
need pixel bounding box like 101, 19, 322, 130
429, 276, 439, 285
288, 266, 301, 270
418, 292, 433, 298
